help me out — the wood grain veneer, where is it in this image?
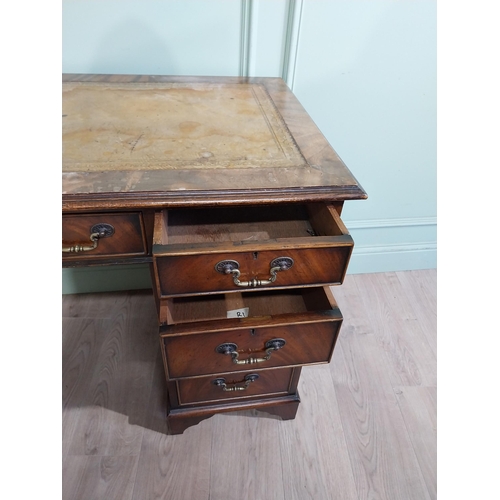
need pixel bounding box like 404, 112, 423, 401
160, 287, 342, 379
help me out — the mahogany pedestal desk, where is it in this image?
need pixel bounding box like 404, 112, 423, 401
62, 74, 367, 435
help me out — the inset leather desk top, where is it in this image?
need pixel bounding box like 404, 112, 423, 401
62, 75, 366, 210
63, 82, 306, 172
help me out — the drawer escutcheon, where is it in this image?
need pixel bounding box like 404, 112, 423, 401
90, 223, 115, 238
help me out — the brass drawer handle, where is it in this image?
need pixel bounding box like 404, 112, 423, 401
216, 338, 286, 365
62, 232, 99, 253
62, 223, 115, 253
215, 257, 294, 288
212, 373, 259, 392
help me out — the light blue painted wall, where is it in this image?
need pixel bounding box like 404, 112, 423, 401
62, 0, 436, 294
62, 0, 242, 76
293, 0, 437, 220
291, 0, 437, 272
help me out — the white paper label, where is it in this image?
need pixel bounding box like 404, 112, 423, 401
227, 307, 249, 319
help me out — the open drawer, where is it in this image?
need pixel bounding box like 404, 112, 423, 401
160, 287, 343, 379
152, 203, 353, 298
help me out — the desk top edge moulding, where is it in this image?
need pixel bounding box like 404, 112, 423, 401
62, 74, 367, 435
62, 74, 367, 211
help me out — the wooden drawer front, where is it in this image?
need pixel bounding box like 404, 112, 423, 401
177, 367, 294, 406
62, 212, 146, 259
152, 203, 353, 298
160, 287, 342, 379
155, 247, 352, 297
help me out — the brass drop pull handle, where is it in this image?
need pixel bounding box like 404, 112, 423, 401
62, 232, 100, 253
62, 223, 115, 253
213, 373, 259, 392
216, 338, 286, 365
215, 257, 294, 288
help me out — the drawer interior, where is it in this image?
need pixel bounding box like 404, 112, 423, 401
156, 203, 347, 246
165, 287, 336, 325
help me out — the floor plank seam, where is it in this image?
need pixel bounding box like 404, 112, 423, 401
328, 363, 361, 500
129, 432, 147, 500
395, 271, 437, 358
392, 386, 435, 500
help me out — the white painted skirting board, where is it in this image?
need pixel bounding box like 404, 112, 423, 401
348, 242, 437, 274
345, 216, 437, 273
345, 216, 436, 230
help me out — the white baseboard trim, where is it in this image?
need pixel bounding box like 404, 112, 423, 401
345, 216, 437, 230
348, 242, 437, 274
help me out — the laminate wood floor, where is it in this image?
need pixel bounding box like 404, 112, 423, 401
62, 270, 436, 500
